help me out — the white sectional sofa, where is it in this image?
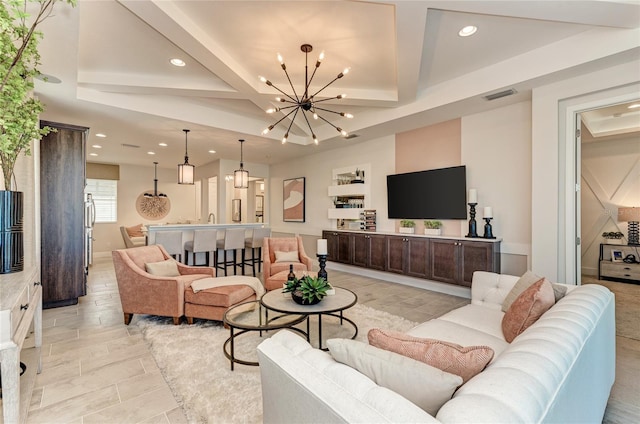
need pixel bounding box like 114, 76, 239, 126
257, 271, 616, 423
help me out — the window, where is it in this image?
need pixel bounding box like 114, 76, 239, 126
86, 179, 117, 223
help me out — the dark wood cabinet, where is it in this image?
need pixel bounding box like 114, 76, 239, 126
353, 233, 386, 271
323, 230, 500, 288
40, 121, 88, 308
430, 239, 499, 287
323, 231, 352, 264
387, 236, 429, 278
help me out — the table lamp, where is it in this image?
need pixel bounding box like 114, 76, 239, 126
618, 207, 640, 245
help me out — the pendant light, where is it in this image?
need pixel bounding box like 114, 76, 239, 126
177, 129, 194, 185
144, 162, 167, 198
234, 139, 249, 188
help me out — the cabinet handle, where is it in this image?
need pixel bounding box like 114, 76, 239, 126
34, 281, 41, 286
625, 274, 631, 277
21, 303, 29, 311
623, 267, 631, 270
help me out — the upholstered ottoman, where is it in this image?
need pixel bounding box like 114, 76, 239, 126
184, 276, 264, 323
265, 270, 318, 291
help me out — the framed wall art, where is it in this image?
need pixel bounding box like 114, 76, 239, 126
283, 177, 305, 222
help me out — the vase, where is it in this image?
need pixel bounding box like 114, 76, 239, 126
605, 238, 623, 245
0, 190, 24, 274
424, 228, 442, 236
291, 290, 322, 305
399, 227, 415, 234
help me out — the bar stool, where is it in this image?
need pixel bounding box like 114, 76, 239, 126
215, 228, 246, 276
184, 229, 217, 266
243, 227, 271, 277
154, 231, 183, 262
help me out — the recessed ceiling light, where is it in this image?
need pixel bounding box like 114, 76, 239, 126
92, 144, 102, 149
170, 58, 186, 67
159, 142, 168, 147
459, 25, 477, 37
208, 150, 216, 154
89, 153, 98, 157
147, 151, 156, 155
628, 103, 640, 109
95, 133, 106, 138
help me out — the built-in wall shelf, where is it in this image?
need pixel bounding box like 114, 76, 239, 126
328, 164, 371, 227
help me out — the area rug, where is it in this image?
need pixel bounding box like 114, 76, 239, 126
136, 304, 418, 423
582, 276, 640, 341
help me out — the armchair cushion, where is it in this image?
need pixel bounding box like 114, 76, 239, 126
275, 250, 300, 263
145, 259, 180, 277
126, 224, 145, 237
262, 236, 313, 290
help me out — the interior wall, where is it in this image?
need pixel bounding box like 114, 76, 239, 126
269, 135, 396, 236
462, 101, 532, 275
581, 129, 640, 275
93, 163, 197, 253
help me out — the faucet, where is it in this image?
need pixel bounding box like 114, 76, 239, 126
208, 213, 216, 224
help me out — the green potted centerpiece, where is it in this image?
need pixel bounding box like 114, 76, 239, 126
0, 0, 75, 274
424, 220, 443, 236
399, 219, 415, 234
283, 274, 331, 305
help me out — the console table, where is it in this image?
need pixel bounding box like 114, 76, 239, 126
0, 266, 42, 423
598, 243, 640, 283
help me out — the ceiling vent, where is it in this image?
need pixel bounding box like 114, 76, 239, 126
344, 133, 359, 140
121, 143, 140, 149
483, 89, 517, 101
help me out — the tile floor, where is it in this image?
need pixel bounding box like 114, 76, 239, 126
2, 255, 637, 423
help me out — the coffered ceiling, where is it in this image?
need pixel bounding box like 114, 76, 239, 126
32, 0, 640, 169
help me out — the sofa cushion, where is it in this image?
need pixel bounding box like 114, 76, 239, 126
502, 278, 555, 343
407, 319, 509, 362
368, 329, 494, 383
502, 270, 541, 312
436, 304, 506, 341
327, 338, 462, 415
145, 259, 180, 277
275, 250, 299, 263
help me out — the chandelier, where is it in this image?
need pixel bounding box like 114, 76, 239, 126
260, 44, 353, 144
144, 162, 167, 198
177, 129, 194, 185
234, 139, 249, 188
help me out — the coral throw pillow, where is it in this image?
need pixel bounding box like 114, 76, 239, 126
126, 224, 145, 238
501, 277, 555, 343
368, 328, 494, 383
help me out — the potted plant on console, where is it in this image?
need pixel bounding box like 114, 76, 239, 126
423, 220, 443, 236
399, 220, 415, 234
0, 0, 75, 274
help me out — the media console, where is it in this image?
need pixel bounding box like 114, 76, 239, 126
322, 230, 501, 287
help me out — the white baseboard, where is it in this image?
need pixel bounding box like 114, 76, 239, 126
325, 262, 471, 299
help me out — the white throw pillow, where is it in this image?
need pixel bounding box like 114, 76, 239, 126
327, 338, 462, 415
274, 250, 299, 263
145, 259, 180, 277
502, 270, 541, 312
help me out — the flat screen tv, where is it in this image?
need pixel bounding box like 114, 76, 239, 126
387, 165, 467, 219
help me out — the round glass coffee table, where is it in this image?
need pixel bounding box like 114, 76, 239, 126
223, 301, 307, 370
260, 287, 358, 350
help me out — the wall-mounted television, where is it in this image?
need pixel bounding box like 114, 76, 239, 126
386, 165, 467, 219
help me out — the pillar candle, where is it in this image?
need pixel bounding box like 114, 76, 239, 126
317, 239, 328, 255
468, 189, 477, 204
483, 206, 493, 218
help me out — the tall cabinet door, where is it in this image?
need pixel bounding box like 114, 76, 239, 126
40, 121, 88, 308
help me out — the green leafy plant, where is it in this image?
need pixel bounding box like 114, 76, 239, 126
282, 275, 330, 304
0, 0, 76, 190
424, 220, 443, 229
602, 231, 624, 239
400, 219, 415, 228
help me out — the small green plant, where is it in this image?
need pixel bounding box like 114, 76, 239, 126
602, 231, 624, 239
282, 275, 331, 304
400, 220, 415, 228
424, 220, 443, 229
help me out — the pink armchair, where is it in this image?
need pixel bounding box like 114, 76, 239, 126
112, 245, 214, 325
262, 236, 313, 291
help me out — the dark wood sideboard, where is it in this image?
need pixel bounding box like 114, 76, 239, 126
322, 230, 501, 287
